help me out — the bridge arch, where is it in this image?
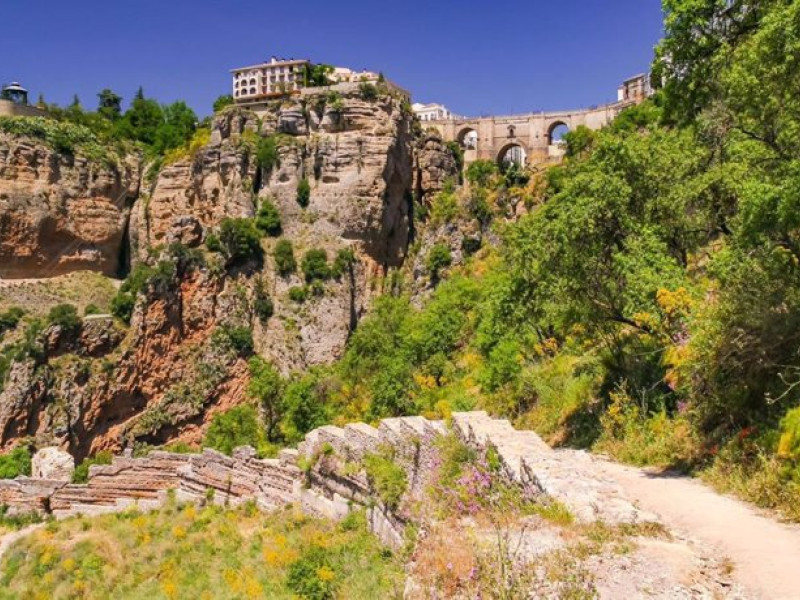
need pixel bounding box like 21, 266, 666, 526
497, 142, 527, 169
456, 126, 479, 150
547, 121, 570, 145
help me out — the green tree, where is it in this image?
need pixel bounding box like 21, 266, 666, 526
217, 218, 263, 267
204, 405, 265, 455
255, 198, 282, 236
274, 239, 297, 276
296, 178, 311, 208
427, 243, 452, 280
213, 94, 234, 113
301, 249, 330, 283
247, 356, 284, 441
281, 374, 330, 442
47, 304, 81, 335
97, 88, 122, 120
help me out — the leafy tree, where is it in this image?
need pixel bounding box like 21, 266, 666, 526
213, 94, 234, 113
212, 324, 254, 357
303, 63, 334, 87
153, 101, 197, 154
204, 405, 265, 455
331, 248, 356, 279
296, 178, 311, 208
255, 198, 282, 236
281, 374, 330, 442
47, 304, 81, 335
217, 218, 263, 267
274, 239, 297, 276
0, 444, 31, 479
97, 88, 122, 121
247, 356, 283, 440
256, 135, 280, 172
301, 249, 330, 283
465, 159, 498, 187
114, 94, 163, 146
427, 244, 452, 280
253, 277, 274, 322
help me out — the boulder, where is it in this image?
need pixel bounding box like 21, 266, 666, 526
32, 447, 75, 481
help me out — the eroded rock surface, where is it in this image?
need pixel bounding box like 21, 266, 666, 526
0, 134, 140, 278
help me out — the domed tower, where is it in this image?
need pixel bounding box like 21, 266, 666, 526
1, 82, 29, 106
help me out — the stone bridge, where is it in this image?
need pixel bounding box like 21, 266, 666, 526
427, 99, 637, 166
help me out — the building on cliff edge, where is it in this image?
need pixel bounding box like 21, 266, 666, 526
231, 56, 409, 111
0, 82, 47, 118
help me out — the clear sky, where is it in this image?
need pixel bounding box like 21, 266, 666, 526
4, 0, 663, 118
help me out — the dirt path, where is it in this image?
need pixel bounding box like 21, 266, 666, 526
585, 454, 800, 600
0, 524, 44, 561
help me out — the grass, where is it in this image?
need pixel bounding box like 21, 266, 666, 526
0, 502, 403, 600
0, 272, 118, 319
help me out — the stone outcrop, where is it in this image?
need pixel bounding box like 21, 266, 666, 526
31, 447, 74, 480
0, 413, 653, 549
0, 133, 140, 278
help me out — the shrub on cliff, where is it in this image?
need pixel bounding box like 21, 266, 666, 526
359, 82, 378, 101
253, 278, 274, 322
427, 244, 452, 280
0, 443, 31, 479
255, 198, 282, 236
274, 239, 297, 276
301, 249, 331, 283
217, 218, 263, 267
204, 405, 268, 456
47, 304, 81, 335
256, 135, 280, 172
331, 248, 356, 279
0, 307, 24, 338
296, 178, 311, 208
72, 451, 112, 484
363, 450, 407, 510
212, 324, 254, 357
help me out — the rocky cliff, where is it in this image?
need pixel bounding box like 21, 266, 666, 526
0, 88, 459, 457
0, 133, 140, 278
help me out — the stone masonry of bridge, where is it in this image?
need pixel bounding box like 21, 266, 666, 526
428, 99, 638, 166
0, 412, 652, 549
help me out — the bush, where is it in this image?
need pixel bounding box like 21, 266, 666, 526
0, 444, 31, 479
363, 451, 408, 509
110, 293, 136, 323
465, 160, 498, 187
0, 307, 24, 336
255, 198, 282, 236
212, 324, 254, 357
253, 278, 274, 322
331, 248, 356, 279
289, 286, 308, 303
256, 135, 280, 172
205, 233, 222, 253
301, 249, 331, 283
274, 239, 297, 276
297, 178, 311, 208
47, 304, 81, 335
218, 218, 263, 266
204, 405, 266, 456
286, 547, 337, 600
427, 244, 452, 280
212, 94, 234, 113
72, 451, 112, 483
359, 83, 378, 101
83, 304, 102, 316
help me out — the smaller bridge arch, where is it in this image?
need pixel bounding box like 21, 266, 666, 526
547, 121, 570, 145
456, 126, 479, 150
497, 142, 528, 168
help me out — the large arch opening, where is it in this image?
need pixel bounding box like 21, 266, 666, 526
497, 143, 527, 170
456, 127, 478, 150
547, 121, 569, 146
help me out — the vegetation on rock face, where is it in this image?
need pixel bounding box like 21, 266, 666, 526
204, 405, 268, 456
216, 218, 264, 267
255, 198, 282, 237
72, 451, 112, 484
301, 249, 331, 283
0, 444, 31, 479
0, 502, 403, 599
274, 239, 297, 276
296, 178, 311, 208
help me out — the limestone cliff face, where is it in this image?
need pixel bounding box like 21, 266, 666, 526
131, 110, 258, 258
0, 91, 460, 455
0, 134, 140, 278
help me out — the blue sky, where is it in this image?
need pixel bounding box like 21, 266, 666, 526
4, 0, 663, 117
